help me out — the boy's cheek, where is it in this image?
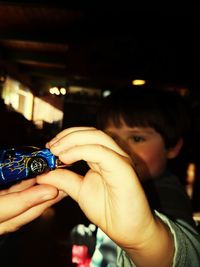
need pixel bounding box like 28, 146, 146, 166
129, 151, 167, 180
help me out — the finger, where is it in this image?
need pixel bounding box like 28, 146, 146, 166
0, 178, 37, 196
60, 144, 131, 174
47, 127, 96, 147
37, 169, 83, 202
0, 190, 66, 234
42, 144, 137, 190
48, 128, 127, 157
0, 184, 59, 222
58, 144, 144, 201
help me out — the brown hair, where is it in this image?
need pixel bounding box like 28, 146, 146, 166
97, 87, 190, 148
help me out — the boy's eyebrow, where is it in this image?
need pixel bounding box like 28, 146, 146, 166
127, 131, 155, 137
125, 127, 156, 134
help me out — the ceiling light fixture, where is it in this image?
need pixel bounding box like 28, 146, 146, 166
132, 79, 146, 86
49, 86, 67, 96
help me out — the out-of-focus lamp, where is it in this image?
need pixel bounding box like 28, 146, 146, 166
132, 79, 146, 86
49, 86, 67, 96
60, 87, 66, 95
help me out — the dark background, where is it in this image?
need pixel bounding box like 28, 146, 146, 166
0, 2, 200, 94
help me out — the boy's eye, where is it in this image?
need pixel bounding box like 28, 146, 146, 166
130, 136, 145, 143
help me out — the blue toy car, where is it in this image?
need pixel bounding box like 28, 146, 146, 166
0, 146, 57, 186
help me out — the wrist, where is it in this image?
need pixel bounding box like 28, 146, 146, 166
122, 213, 175, 267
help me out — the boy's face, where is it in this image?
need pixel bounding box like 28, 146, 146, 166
104, 120, 170, 180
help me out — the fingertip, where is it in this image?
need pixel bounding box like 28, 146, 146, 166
45, 142, 50, 148
36, 169, 64, 183
27, 184, 58, 198
58, 190, 68, 199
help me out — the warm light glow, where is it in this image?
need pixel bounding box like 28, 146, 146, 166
49, 86, 67, 95
179, 88, 189, 96
2, 76, 33, 120
60, 87, 66, 95
186, 163, 196, 184
186, 162, 196, 198
1, 76, 63, 126
132, 79, 146, 86
33, 97, 63, 124
49, 87, 55, 94
49, 86, 60, 94
55, 88, 60, 95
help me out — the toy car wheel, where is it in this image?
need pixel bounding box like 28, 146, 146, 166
28, 157, 48, 176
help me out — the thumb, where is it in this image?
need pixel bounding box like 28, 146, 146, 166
37, 169, 83, 202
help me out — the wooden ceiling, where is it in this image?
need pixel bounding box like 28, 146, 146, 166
0, 1, 200, 95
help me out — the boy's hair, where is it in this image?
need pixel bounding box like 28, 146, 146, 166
96, 87, 191, 148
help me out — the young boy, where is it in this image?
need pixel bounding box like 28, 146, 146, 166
37, 88, 200, 266
96, 87, 194, 226
91, 87, 196, 266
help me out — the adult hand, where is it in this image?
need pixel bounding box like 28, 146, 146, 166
0, 178, 66, 235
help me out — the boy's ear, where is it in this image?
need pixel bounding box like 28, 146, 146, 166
167, 138, 184, 159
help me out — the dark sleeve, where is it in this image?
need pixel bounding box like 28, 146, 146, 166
143, 173, 195, 227
0, 234, 11, 267
0, 234, 9, 247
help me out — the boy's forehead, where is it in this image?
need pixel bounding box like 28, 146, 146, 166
105, 122, 158, 135
106, 116, 146, 128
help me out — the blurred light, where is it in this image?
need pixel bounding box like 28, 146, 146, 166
60, 87, 66, 95
132, 79, 146, 86
179, 87, 190, 96
186, 162, 196, 198
55, 87, 60, 95
49, 87, 57, 94
102, 90, 111, 97
193, 212, 200, 224
33, 96, 63, 124
187, 163, 196, 184
0, 75, 6, 83
49, 86, 67, 96
0, 70, 7, 83
88, 224, 96, 232
72, 245, 91, 266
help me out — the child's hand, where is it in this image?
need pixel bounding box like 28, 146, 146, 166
0, 179, 65, 235
37, 127, 153, 248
